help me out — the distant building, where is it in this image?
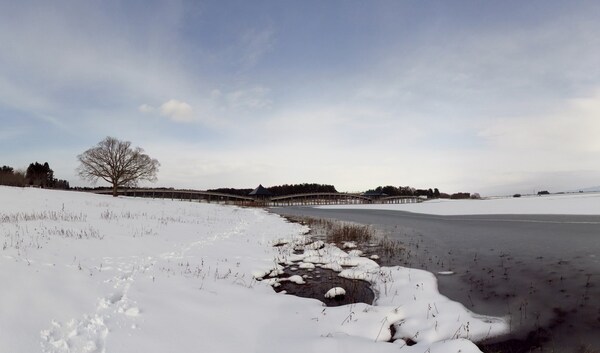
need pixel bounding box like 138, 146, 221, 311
249, 184, 272, 199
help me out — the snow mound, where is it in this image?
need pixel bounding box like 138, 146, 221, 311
342, 241, 357, 249
324, 287, 346, 298
298, 262, 315, 269
282, 275, 305, 284
348, 249, 363, 256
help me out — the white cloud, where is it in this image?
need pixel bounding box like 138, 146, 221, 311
138, 104, 155, 113
462, 90, 600, 194
478, 92, 600, 155
159, 99, 194, 122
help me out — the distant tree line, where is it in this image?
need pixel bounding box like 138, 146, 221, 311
208, 183, 479, 199
71, 186, 177, 192
365, 185, 479, 199
208, 183, 338, 197
207, 188, 253, 196
0, 166, 26, 186
0, 162, 69, 189
364, 185, 442, 198
268, 183, 337, 196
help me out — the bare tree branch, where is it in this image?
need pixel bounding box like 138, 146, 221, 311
76, 137, 160, 196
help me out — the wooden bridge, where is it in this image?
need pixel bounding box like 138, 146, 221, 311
91, 188, 421, 207
269, 193, 420, 206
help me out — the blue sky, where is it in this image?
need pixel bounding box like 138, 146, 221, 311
1, 0, 600, 195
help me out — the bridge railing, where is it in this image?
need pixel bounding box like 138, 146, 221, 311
90, 188, 254, 205
89, 189, 421, 206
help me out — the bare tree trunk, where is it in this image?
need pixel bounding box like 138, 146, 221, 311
112, 184, 118, 197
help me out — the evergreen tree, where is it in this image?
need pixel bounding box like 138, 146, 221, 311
25, 162, 55, 187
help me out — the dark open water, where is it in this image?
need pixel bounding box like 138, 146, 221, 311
272, 207, 600, 352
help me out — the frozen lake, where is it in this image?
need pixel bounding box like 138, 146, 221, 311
272, 207, 600, 351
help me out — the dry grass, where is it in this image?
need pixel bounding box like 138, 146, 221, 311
0, 211, 87, 223
327, 222, 373, 243
285, 216, 374, 243
285, 216, 406, 257
378, 236, 405, 257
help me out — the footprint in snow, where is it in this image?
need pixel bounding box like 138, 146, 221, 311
40, 316, 108, 353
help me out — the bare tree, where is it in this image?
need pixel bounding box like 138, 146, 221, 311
77, 137, 160, 197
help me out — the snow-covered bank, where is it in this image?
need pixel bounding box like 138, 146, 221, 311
1, 186, 506, 352
319, 193, 600, 215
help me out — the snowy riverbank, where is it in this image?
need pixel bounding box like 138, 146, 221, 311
1, 186, 507, 352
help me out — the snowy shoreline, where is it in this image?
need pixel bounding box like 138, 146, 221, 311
257, 234, 509, 346
275, 193, 600, 351
2, 186, 507, 352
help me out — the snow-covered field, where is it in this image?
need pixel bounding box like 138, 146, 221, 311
1, 186, 507, 353
320, 193, 600, 215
